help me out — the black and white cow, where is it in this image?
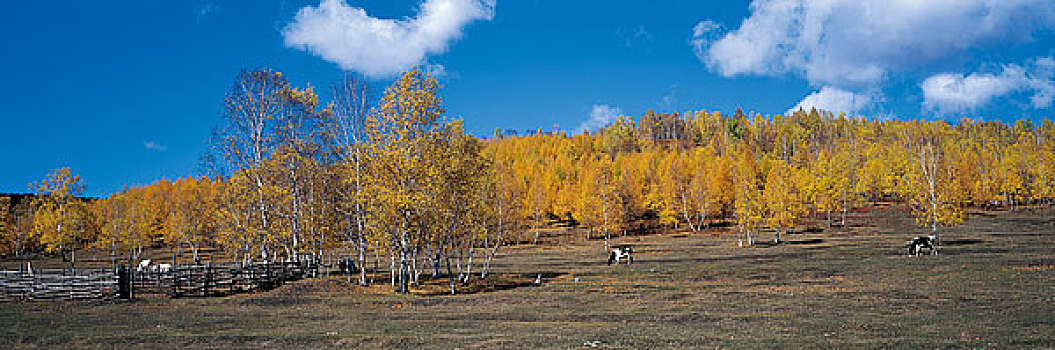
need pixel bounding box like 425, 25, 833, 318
906, 235, 939, 256
608, 246, 634, 265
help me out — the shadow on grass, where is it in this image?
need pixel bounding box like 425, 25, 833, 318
414, 272, 567, 296
785, 238, 825, 245
801, 246, 831, 251
942, 238, 984, 246
752, 238, 825, 247
752, 241, 782, 248
645, 254, 788, 265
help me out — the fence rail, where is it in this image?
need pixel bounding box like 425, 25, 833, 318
0, 260, 319, 301
0, 268, 118, 301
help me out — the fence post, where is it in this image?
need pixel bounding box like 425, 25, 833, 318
204, 263, 211, 297
29, 268, 36, 300
232, 264, 239, 294
130, 262, 135, 300
68, 269, 74, 301
117, 264, 130, 300
171, 265, 179, 298
260, 262, 268, 291
127, 257, 134, 300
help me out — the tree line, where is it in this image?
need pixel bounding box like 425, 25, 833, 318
491, 108, 1055, 247
1, 69, 1054, 294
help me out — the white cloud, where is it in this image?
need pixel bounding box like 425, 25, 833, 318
143, 141, 168, 152
920, 69, 1025, 114
576, 105, 624, 134
283, 0, 495, 78
1029, 57, 1055, 109
921, 57, 1055, 114
787, 86, 874, 115
695, 0, 1055, 89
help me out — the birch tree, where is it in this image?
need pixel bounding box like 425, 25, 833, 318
31, 168, 88, 267
328, 73, 372, 284
763, 158, 805, 243
363, 69, 445, 293
212, 69, 324, 261
904, 123, 965, 235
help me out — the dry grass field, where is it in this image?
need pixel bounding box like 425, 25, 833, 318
1, 204, 1053, 349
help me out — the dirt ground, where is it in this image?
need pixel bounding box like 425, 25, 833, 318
1, 204, 1053, 349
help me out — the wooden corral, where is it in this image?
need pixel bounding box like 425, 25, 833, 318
0, 268, 118, 301
0, 260, 319, 301
131, 261, 318, 298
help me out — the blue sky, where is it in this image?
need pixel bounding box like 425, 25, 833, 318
1, 0, 1053, 197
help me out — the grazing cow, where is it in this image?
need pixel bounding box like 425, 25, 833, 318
608, 246, 634, 265
906, 235, 939, 256
137, 259, 152, 272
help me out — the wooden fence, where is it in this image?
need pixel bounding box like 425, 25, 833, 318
0, 260, 319, 301
0, 268, 118, 301
128, 261, 318, 298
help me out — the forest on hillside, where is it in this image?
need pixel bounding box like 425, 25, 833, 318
1, 69, 1054, 294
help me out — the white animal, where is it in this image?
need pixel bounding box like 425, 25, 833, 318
137, 259, 152, 272
148, 263, 172, 273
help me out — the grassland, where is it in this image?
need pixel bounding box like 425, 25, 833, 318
1, 204, 1053, 349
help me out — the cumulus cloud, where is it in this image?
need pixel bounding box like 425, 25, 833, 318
143, 141, 168, 152
787, 87, 874, 115
576, 105, 624, 134
920, 68, 1026, 114
283, 0, 495, 78
694, 0, 1055, 89
921, 57, 1055, 114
